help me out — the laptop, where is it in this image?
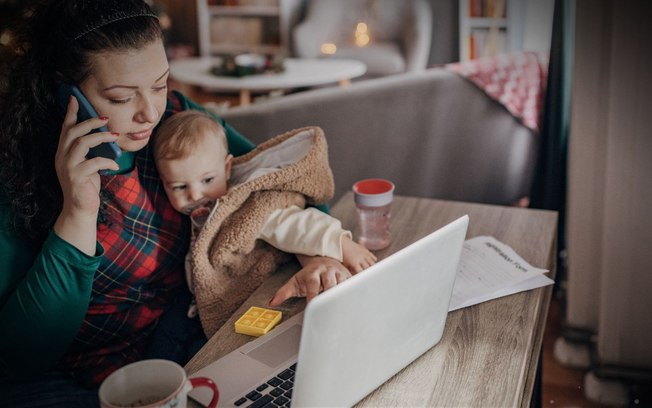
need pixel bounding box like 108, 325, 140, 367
189, 215, 469, 407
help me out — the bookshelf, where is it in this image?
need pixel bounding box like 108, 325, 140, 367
196, 0, 287, 57
458, 0, 524, 61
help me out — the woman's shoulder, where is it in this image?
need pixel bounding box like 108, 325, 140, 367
165, 90, 205, 116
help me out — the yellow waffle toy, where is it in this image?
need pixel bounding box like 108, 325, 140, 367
234, 306, 283, 337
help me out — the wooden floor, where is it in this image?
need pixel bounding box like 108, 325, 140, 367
541, 294, 602, 407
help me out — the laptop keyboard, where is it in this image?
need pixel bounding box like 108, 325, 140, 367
233, 363, 296, 408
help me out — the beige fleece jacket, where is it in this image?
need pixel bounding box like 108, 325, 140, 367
191, 126, 335, 337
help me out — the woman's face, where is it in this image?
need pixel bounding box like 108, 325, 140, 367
80, 39, 169, 153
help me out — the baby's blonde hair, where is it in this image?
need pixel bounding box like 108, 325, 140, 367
153, 110, 228, 161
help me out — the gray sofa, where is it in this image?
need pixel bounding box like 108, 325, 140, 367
220, 68, 539, 206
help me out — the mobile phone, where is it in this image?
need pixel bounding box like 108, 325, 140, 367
57, 84, 122, 161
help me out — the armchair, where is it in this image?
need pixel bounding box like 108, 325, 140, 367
290, 0, 432, 77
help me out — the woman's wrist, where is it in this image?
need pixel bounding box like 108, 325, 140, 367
53, 208, 98, 256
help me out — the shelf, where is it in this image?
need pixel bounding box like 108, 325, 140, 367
208, 5, 280, 17
197, 0, 285, 58
466, 17, 508, 28
459, 0, 523, 61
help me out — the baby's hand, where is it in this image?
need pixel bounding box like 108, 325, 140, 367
269, 255, 352, 306
341, 236, 377, 274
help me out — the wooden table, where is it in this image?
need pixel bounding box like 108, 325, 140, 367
169, 57, 367, 106
185, 193, 558, 407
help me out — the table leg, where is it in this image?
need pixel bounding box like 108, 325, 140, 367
239, 89, 251, 106
530, 350, 543, 408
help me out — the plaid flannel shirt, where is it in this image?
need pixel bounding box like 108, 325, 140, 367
56, 142, 189, 387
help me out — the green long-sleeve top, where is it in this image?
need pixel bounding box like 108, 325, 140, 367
0, 92, 255, 377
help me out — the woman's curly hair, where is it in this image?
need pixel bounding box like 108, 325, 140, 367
0, 0, 162, 243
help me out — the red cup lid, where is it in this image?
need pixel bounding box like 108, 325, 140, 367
353, 179, 394, 207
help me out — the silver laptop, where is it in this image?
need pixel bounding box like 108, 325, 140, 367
189, 215, 469, 407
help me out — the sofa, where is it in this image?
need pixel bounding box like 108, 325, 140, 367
219, 67, 539, 207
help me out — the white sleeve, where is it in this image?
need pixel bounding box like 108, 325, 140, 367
258, 205, 352, 261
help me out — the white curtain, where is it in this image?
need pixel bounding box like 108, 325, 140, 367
566, 0, 652, 369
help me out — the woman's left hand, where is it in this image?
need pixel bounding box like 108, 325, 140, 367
269, 255, 353, 306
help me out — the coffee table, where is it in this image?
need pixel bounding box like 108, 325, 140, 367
169, 57, 367, 105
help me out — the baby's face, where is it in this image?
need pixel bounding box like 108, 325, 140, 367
157, 133, 232, 215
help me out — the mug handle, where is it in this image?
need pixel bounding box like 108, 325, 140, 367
190, 377, 219, 408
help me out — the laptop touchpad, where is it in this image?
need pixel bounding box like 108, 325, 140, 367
244, 324, 302, 368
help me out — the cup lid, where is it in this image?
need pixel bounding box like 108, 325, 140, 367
353, 178, 394, 207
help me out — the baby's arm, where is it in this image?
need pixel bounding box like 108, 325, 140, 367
259, 206, 376, 273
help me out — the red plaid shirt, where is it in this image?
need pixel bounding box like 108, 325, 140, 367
57, 144, 188, 387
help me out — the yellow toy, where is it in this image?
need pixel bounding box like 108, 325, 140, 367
234, 306, 282, 337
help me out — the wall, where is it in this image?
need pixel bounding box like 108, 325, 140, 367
522, 0, 554, 53
157, 0, 199, 50
426, 0, 459, 65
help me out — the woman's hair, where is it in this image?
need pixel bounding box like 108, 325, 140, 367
153, 111, 228, 162
0, 0, 163, 242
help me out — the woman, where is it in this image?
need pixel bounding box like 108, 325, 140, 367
0, 0, 351, 405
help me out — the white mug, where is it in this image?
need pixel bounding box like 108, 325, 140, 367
98, 359, 218, 408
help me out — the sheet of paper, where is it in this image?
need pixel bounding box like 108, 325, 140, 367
449, 273, 554, 311
448, 236, 553, 311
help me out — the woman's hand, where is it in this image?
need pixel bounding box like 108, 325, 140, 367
52, 96, 119, 255
269, 255, 354, 306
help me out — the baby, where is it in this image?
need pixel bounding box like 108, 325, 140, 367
153, 110, 376, 315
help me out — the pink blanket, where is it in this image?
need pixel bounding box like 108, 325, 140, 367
446, 51, 548, 133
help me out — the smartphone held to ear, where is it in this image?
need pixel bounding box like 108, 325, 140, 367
57, 84, 122, 161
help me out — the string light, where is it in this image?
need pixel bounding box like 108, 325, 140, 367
354, 21, 370, 47
320, 42, 337, 55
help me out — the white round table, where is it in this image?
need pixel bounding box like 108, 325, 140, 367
169, 57, 367, 105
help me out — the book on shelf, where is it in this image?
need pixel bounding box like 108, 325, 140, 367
468, 27, 507, 60
468, 0, 507, 18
